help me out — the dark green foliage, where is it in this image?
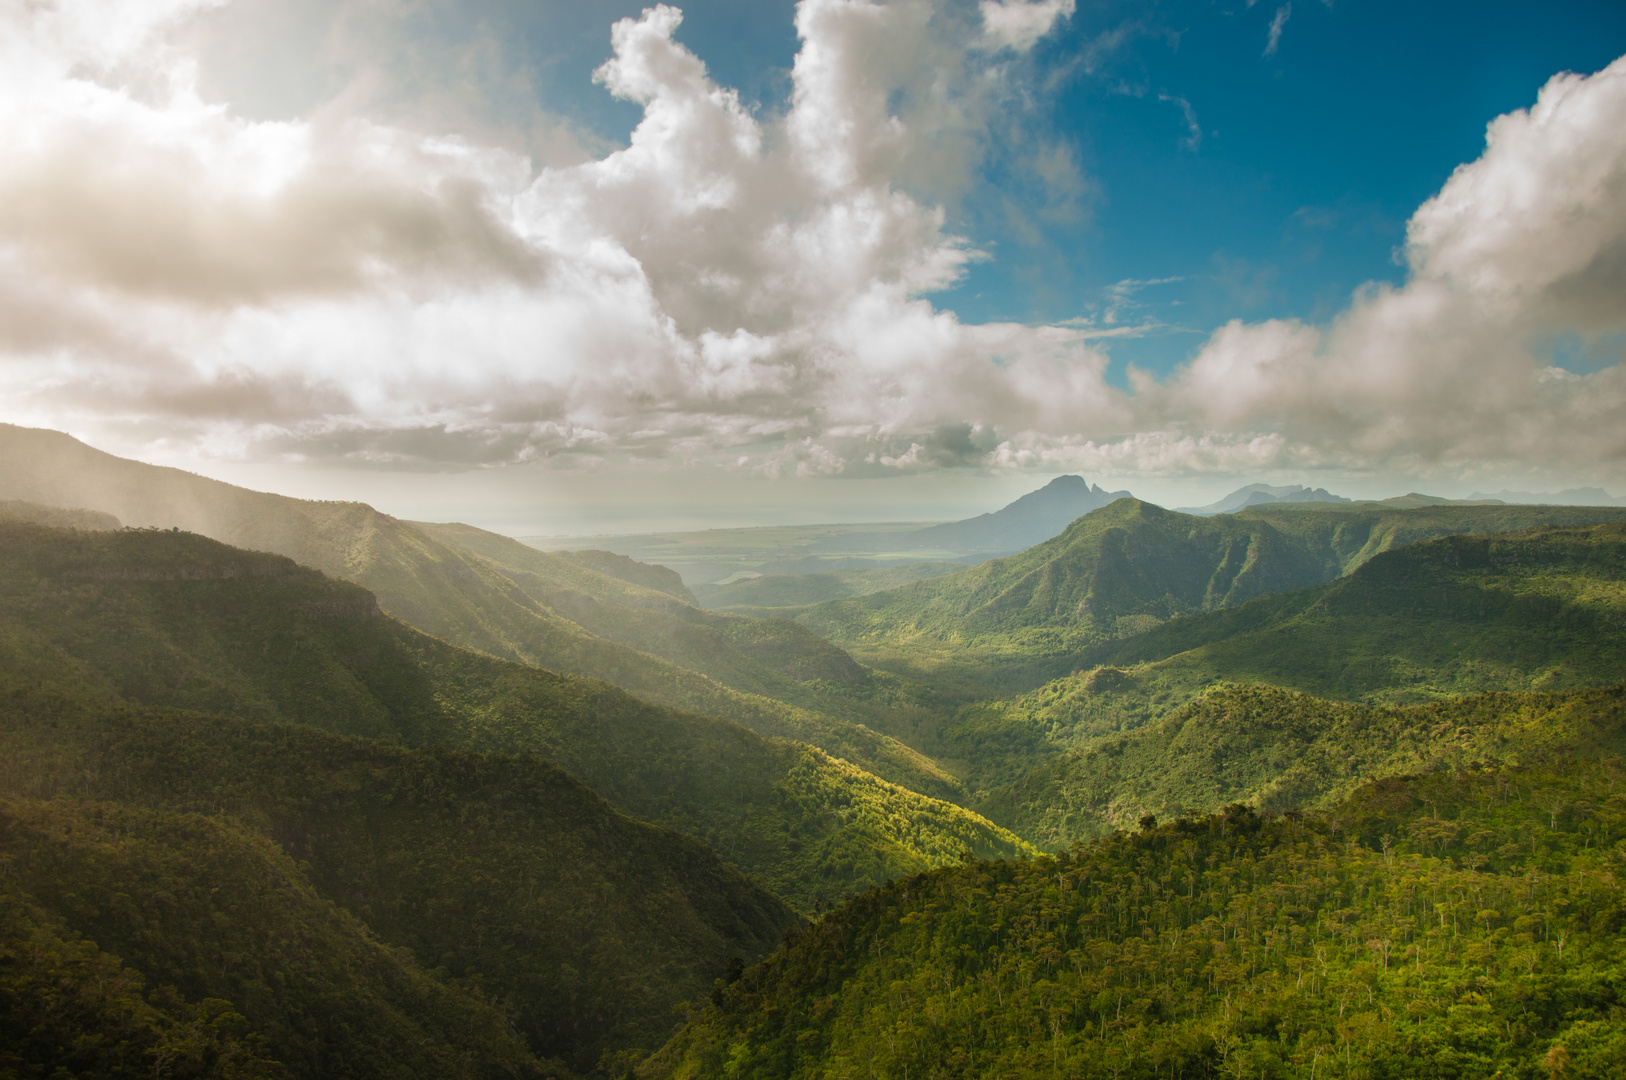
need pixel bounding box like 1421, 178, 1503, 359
0, 797, 546, 1079
981, 683, 1626, 846
0, 675, 794, 1071
0, 522, 1028, 913
645, 758, 1626, 1080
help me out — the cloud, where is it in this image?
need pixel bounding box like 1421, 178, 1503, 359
1157, 93, 1202, 150
1264, 5, 1291, 58
0, 1, 1623, 491
980, 0, 1076, 53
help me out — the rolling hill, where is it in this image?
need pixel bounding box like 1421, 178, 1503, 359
925, 522, 1626, 802
0, 521, 1030, 909
0, 424, 953, 799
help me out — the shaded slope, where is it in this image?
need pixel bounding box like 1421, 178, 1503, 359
645, 759, 1626, 1080
0, 423, 950, 798
0, 796, 551, 1079
0, 522, 1029, 908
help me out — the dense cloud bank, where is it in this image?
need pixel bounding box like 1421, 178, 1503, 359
1, 0, 1622, 482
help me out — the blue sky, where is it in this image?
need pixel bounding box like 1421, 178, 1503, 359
197, 0, 1626, 377
4, 0, 1626, 529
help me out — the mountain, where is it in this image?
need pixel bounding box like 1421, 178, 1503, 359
1081, 521, 1626, 706
1470, 487, 1626, 506
644, 757, 1626, 1080
0, 521, 1031, 910
939, 521, 1626, 807
1176, 482, 1350, 515
794, 499, 1626, 694
900, 474, 1132, 555
0, 423, 952, 799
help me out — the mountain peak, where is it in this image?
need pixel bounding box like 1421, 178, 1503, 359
1177, 483, 1351, 516
907, 475, 1133, 555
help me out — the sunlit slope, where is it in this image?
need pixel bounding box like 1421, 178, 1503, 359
0, 423, 950, 797
979, 682, 1626, 845
0, 797, 554, 1079
794, 498, 1626, 693
929, 523, 1626, 804
1082, 523, 1626, 704
795, 499, 1328, 680
0, 685, 792, 1073
646, 759, 1626, 1080
418, 518, 958, 777
0, 522, 1030, 908
1234, 499, 1626, 573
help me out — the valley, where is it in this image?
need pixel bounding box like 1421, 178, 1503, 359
4, 426, 1626, 1078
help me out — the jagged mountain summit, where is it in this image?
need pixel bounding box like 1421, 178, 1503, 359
1176, 482, 1351, 515
903, 474, 1132, 555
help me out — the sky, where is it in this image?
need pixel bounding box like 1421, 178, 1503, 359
3, 0, 1626, 534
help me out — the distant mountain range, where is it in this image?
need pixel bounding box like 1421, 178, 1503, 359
902, 474, 1132, 554
1176, 483, 1350, 515
1469, 487, 1626, 506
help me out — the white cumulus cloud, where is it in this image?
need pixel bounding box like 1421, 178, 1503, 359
0, 0, 1622, 493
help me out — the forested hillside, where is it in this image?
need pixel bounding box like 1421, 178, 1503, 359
0, 522, 1029, 909
646, 758, 1626, 1080
0, 424, 948, 798
0, 675, 795, 1072
794, 499, 1626, 696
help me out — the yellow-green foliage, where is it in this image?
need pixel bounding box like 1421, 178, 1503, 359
979, 683, 1626, 847
645, 759, 1626, 1080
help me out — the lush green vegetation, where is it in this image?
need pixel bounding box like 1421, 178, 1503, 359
646, 757, 1626, 1079
793, 500, 1626, 700
0, 522, 1028, 910
0, 796, 550, 1079
416, 519, 964, 799
872, 522, 1626, 808
980, 683, 1626, 847
0, 666, 796, 1072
